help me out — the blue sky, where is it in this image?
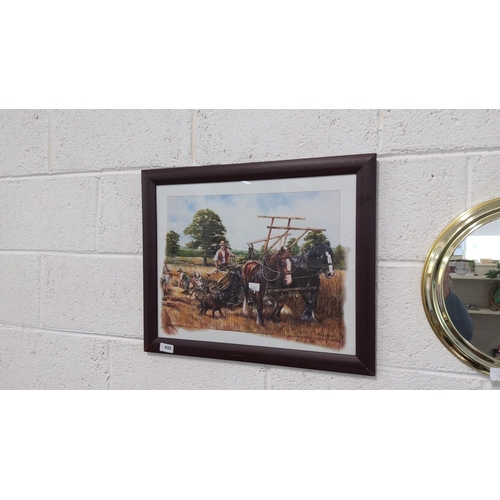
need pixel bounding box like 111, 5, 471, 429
166, 190, 340, 251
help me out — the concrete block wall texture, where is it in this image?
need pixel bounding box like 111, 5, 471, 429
1, 109, 500, 389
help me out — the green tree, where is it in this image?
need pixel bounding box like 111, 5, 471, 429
166, 230, 180, 257
301, 230, 328, 253
286, 237, 301, 256
333, 244, 347, 270
183, 209, 228, 266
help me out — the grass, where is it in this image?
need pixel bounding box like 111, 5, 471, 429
161, 260, 346, 350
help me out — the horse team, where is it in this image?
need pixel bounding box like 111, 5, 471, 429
241, 243, 336, 326
164, 242, 338, 326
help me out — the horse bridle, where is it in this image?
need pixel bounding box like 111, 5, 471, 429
261, 254, 291, 282
296, 248, 334, 278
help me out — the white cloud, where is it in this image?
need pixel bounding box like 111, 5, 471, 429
167, 190, 340, 251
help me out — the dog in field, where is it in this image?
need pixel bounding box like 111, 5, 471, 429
195, 294, 224, 319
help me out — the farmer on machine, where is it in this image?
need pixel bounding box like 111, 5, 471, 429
214, 241, 234, 269
160, 260, 172, 297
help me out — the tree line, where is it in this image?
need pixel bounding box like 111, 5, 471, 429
166, 208, 347, 269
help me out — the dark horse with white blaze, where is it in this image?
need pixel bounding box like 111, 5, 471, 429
269, 242, 335, 323
292, 242, 335, 322
241, 247, 293, 325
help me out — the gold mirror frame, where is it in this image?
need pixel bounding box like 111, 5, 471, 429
422, 197, 500, 375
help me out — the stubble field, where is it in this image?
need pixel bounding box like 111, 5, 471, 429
162, 257, 346, 350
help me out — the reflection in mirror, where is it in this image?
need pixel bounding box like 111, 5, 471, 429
446, 219, 500, 360
422, 197, 500, 375
444, 266, 475, 341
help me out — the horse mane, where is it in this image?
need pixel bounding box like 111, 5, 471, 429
292, 243, 334, 273
243, 247, 293, 285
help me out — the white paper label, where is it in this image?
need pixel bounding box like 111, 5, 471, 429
249, 282, 260, 292
159, 343, 174, 354
490, 367, 500, 382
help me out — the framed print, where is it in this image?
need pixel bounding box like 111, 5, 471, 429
142, 154, 376, 375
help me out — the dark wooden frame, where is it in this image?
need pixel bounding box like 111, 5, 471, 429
142, 154, 376, 375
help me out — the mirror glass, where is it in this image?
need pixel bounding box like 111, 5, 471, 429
422, 198, 500, 374
447, 219, 500, 358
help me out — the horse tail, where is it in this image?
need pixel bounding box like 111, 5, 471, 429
242, 260, 261, 317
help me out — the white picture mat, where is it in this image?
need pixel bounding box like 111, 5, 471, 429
156, 174, 357, 355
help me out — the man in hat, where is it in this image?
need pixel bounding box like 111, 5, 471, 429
214, 241, 234, 269
159, 260, 172, 297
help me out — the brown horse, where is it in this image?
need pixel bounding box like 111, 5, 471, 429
241, 247, 293, 326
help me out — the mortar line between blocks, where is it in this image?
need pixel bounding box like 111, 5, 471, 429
379, 147, 500, 160
378, 363, 487, 381
0, 169, 144, 182
0, 249, 142, 258
265, 368, 272, 389
377, 109, 384, 151
466, 157, 473, 209
38, 254, 43, 329
95, 177, 102, 252
191, 109, 196, 165
0, 323, 144, 343
107, 341, 112, 390
48, 110, 53, 173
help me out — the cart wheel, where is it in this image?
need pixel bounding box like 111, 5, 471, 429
263, 295, 277, 308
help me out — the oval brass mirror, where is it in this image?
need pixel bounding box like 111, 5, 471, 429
422, 198, 500, 375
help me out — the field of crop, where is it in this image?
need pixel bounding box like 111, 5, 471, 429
161, 259, 345, 350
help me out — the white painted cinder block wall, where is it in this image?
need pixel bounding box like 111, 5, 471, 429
1, 109, 500, 389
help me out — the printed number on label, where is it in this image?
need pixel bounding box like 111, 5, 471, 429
159, 343, 174, 354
